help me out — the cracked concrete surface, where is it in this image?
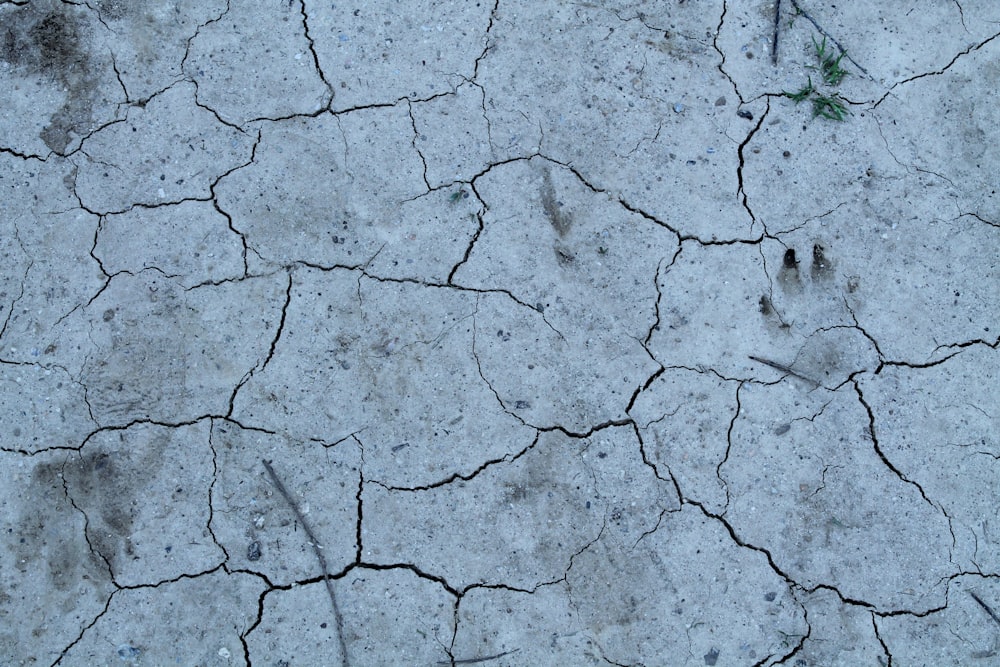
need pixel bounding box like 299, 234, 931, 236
1, 0, 998, 665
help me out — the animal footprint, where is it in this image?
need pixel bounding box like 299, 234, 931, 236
759, 242, 874, 387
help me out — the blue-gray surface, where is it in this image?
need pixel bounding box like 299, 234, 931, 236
1, 1, 998, 665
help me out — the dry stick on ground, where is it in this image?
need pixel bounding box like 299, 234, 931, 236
772, 0, 782, 64
748, 355, 821, 389
788, 0, 872, 78
438, 649, 521, 665
262, 459, 349, 666
970, 591, 1000, 628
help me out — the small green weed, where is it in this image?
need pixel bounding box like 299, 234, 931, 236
785, 76, 814, 103
809, 36, 848, 86
782, 33, 851, 121
811, 93, 848, 121
787, 5, 803, 28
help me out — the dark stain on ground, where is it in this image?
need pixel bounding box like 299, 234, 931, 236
11, 457, 110, 597
0, 2, 101, 152
783, 248, 798, 270
62, 449, 136, 570
97, 0, 131, 21
1, 4, 86, 76
541, 167, 572, 237
759, 294, 772, 316
811, 243, 835, 280
778, 247, 802, 292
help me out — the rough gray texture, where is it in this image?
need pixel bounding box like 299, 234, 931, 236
1, 1, 998, 665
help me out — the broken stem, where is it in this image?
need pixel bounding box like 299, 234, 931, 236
748, 355, 821, 389
970, 591, 1000, 628
439, 649, 521, 665
263, 459, 349, 666
772, 0, 782, 64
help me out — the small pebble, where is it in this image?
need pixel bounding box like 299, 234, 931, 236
117, 645, 141, 659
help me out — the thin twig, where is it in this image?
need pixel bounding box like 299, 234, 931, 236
970, 591, 1000, 628
748, 355, 821, 389
263, 459, 349, 666
772, 0, 782, 64
788, 0, 871, 78
438, 649, 521, 665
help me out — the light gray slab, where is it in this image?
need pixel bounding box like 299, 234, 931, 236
1, 1, 997, 665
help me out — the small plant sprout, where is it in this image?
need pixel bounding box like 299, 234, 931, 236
782, 33, 851, 122
449, 188, 466, 204
787, 4, 804, 28
811, 93, 849, 121
809, 36, 849, 86
783, 76, 814, 103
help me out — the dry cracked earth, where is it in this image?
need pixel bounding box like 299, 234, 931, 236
1, 0, 999, 666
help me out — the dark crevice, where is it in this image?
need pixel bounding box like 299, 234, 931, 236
88, 214, 111, 279
258, 270, 292, 372
330, 90, 453, 119
406, 99, 432, 190
354, 437, 364, 563
51, 592, 115, 666
0, 144, 49, 160
736, 98, 770, 233
110, 562, 228, 592
117, 78, 180, 115
295, 0, 334, 108
631, 506, 677, 549
469, 0, 500, 81
359, 269, 564, 340
688, 497, 801, 590
108, 50, 129, 103
643, 253, 672, 347
59, 458, 118, 585
217, 416, 278, 439
446, 206, 484, 284
205, 421, 228, 561
624, 356, 663, 416
714, 380, 744, 510
804, 582, 877, 611
874, 29, 1000, 106
757, 245, 792, 331
353, 561, 462, 598
711, 0, 742, 104
852, 379, 938, 509
767, 595, 812, 667
209, 127, 262, 277
922, 333, 1000, 360
964, 211, 999, 229
631, 420, 684, 503
373, 428, 538, 492
871, 613, 893, 666
842, 299, 886, 373
0, 240, 30, 341
262, 458, 349, 665
615, 195, 682, 239
787, 0, 872, 80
